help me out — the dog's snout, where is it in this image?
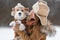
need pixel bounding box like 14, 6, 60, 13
30, 18, 35, 21
19, 13, 21, 16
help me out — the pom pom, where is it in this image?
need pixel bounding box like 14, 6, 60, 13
15, 3, 25, 9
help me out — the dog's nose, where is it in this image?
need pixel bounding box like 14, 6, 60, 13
19, 13, 21, 16
30, 18, 35, 21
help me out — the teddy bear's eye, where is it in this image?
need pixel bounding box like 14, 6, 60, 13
17, 9, 19, 11
21, 10, 24, 12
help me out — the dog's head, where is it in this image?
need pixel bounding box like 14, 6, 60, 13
11, 3, 29, 20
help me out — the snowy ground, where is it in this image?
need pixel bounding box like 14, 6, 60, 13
0, 27, 14, 40
0, 26, 60, 40
46, 26, 60, 40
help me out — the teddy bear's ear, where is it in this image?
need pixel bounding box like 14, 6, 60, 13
11, 7, 15, 16
24, 8, 29, 15
12, 7, 15, 11
24, 8, 29, 11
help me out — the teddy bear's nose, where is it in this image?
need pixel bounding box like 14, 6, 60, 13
19, 13, 21, 16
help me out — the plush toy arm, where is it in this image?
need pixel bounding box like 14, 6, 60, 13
16, 20, 26, 31
9, 21, 16, 27
19, 24, 26, 31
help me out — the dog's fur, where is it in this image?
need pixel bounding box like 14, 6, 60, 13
32, 0, 56, 36
13, 11, 46, 40
13, 10, 56, 40
10, 1, 56, 40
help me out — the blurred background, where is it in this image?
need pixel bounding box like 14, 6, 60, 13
0, 0, 60, 40
0, 0, 60, 26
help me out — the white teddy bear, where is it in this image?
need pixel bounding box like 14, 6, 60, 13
9, 3, 26, 31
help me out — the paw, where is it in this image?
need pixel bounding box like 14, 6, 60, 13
19, 24, 26, 31
9, 21, 16, 27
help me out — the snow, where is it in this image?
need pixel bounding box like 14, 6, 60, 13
0, 27, 14, 40
46, 26, 60, 40
0, 26, 60, 40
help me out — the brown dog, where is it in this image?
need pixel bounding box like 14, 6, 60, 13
32, 0, 56, 36
11, 1, 56, 40
13, 10, 46, 40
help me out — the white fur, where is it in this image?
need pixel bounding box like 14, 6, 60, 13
16, 20, 21, 24
11, 3, 25, 17
41, 25, 56, 36
10, 3, 26, 31
16, 20, 26, 31
32, 1, 50, 25
9, 20, 26, 31
38, 1, 50, 14
32, 1, 50, 14
11, 3, 26, 20
9, 21, 16, 27
19, 24, 26, 31
15, 3, 25, 9
14, 11, 26, 20
9, 20, 21, 27
11, 11, 15, 16
32, 2, 39, 13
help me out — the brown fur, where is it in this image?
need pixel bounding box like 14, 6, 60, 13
13, 14, 46, 40
12, 1, 56, 40
13, 8, 55, 40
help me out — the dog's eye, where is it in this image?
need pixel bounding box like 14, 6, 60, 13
21, 10, 24, 12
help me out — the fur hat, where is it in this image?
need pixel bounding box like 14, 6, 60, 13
32, 0, 50, 25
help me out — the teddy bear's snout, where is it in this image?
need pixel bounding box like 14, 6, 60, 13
18, 12, 21, 16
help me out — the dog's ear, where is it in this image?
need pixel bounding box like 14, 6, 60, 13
11, 7, 15, 16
